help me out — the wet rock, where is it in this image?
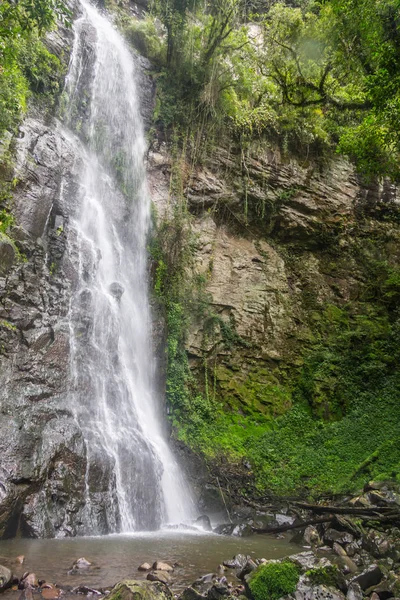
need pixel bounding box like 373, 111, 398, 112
324, 529, 355, 546
303, 525, 321, 546
346, 542, 361, 558
372, 572, 400, 599
207, 582, 229, 600
20, 573, 38, 589
363, 530, 392, 558
346, 582, 363, 600
71, 585, 102, 596
0, 565, 12, 591
0, 236, 15, 276
294, 577, 346, 600
147, 572, 171, 585
223, 555, 248, 570
333, 516, 362, 538
107, 580, 172, 600
15, 557, 24, 565
109, 282, 124, 301
288, 551, 327, 572
68, 558, 93, 575
336, 556, 358, 575
236, 558, 257, 580
195, 515, 212, 531
350, 564, 383, 590
213, 524, 236, 536
231, 523, 253, 537
152, 562, 173, 573
41, 585, 62, 599
333, 542, 347, 557
138, 564, 152, 572
370, 593, 380, 600
179, 579, 214, 600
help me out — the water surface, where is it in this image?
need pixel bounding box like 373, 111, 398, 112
0, 530, 301, 592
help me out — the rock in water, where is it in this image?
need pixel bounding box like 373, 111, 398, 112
152, 562, 174, 572
0, 565, 12, 591
109, 282, 124, 301
106, 580, 173, 600
138, 564, 152, 572
147, 572, 172, 585
195, 515, 212, 531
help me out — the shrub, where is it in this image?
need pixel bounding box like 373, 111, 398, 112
248, 561, 300, 600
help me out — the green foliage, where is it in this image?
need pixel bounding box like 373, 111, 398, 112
0, 1, 66, 139
148, 0, 400, 179
0, 209, 14, 234
248, 561, 300, 600
123, 17, 165, 65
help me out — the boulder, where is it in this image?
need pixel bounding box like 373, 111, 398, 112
139, 564, 152, 572
0, 565, 12, 592
350, 565, 383, 590
195, 515, 212, 531
294, 576, 346, 600
106, 580, 173, 600
288, 552, 326, 572
324, 529, 355, 546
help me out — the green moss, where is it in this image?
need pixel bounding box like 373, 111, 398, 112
0, 320, 17, 332
248, 561, 300, 600
305, 566, 341, 587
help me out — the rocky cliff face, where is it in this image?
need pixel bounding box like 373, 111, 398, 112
0, 4, 156, 538
148, 142, 400, 424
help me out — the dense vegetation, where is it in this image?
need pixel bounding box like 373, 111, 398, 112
0, 0, 69, 137
119, 0, 400, 180
140, 0, 400, 498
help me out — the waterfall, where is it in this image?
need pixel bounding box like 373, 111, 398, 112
62, 0, 195, 534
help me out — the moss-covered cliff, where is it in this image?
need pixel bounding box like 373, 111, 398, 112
148, 138, 400, 501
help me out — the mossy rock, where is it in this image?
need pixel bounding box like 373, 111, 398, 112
305, 566, 342, 588
106, 580, 173, 600
248, 561, 300, 600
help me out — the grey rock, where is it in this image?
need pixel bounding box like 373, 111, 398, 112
346, 582, 363, 600
223, 554, 248, 570
147, 572, 172, 585
350, 565, 383, 590
0, 236, 15, 276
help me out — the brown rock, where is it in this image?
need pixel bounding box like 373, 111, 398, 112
138, 563, 152, 572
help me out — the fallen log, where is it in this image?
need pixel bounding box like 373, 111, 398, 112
252, 516, 333, 534
293, 502, 396, 515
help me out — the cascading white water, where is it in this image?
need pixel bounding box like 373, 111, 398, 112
62, 0, 195, 533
